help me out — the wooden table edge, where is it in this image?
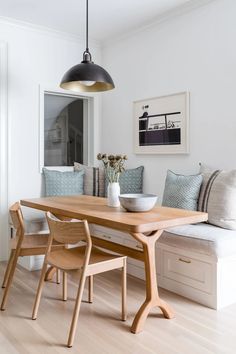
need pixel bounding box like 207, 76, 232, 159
20, 199, 208, 234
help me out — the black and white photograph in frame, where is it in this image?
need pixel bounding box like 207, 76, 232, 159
134, 92, 189, 154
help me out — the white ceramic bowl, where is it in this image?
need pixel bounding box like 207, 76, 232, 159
119, 194, 158, 212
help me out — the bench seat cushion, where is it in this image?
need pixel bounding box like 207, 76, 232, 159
20, 208, 48, 233
161, 223, 236, 259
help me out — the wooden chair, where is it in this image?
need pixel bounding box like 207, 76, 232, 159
32, 212, 127, 348
1, 202, 64, 311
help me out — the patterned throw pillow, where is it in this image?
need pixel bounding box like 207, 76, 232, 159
162, 170, 203, 211
43, 168, 84, 197
198, 164, 236, 230
74, 162, 105, 197
119, 166, 144, 194
105, 166, 144, 195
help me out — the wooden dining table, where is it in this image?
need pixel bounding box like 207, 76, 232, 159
21, 195, 208, 334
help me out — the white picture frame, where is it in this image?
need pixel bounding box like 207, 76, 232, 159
134, 92, 189, 154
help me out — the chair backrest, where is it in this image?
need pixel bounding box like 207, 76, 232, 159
9, 202, 25, 237
46, 212, 92, 246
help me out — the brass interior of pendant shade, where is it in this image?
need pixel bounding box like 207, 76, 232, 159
60, 81, 114, 92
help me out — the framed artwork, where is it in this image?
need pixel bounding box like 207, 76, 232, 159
134, 92, 189, 154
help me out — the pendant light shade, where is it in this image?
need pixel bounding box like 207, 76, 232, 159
60, 60, 115, 92
60, 0, 114, 92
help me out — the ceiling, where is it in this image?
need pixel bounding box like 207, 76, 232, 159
0, 0, 203, 43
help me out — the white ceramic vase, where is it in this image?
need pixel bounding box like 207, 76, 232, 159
107, 182, 120, 207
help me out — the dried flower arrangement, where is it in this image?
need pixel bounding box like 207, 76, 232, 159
97, 153, 128, 183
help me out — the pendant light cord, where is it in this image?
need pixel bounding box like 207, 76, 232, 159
82, 0, 92, 62
86, 0, 89, 52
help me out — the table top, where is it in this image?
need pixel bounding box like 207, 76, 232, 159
21, 195, 208, 233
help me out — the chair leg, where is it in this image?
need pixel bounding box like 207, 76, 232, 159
32, 263, 48, 320
63, 272, 67, 301
44, 266, 57, 281
56, 269, 61, 284
67, 272, 87, 348
121, 258, 127, 321
2, 250, 15, 288
1, 250, 19, 311
88, 275, 93, 303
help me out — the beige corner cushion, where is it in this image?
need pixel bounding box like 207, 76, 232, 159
74, 162, 105, 197
198, 164, 236, 230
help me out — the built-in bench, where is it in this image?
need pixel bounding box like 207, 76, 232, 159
89, 222, 236, 310
162, 223, 236, 259
159, 224, 236, 309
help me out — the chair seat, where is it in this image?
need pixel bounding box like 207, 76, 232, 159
11, 234, 62, 250
47, 246, 124, 271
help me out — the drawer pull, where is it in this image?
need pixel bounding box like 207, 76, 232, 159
178, 258, 191, 264
102, 234, 111, 240
136, 244, 143, 250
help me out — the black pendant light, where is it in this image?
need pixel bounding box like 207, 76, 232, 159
60, 0, 115, 92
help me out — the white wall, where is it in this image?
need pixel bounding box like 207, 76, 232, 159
0, 20, 102, 259
101, 0, 236, 201
0, 20, 102, 204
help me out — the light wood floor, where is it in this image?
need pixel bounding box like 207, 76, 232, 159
0, 262, 236, 354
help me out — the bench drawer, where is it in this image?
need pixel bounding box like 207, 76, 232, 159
89, 224, 125, 244
163, 250, 213, 294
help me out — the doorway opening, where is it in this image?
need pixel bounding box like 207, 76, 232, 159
41, 90, 92, 169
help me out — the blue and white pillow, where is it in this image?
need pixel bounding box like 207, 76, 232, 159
162, 170, 203, 211
119, 166, 144, 194
105, 166, 144, 195
43, 168, 84, 197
